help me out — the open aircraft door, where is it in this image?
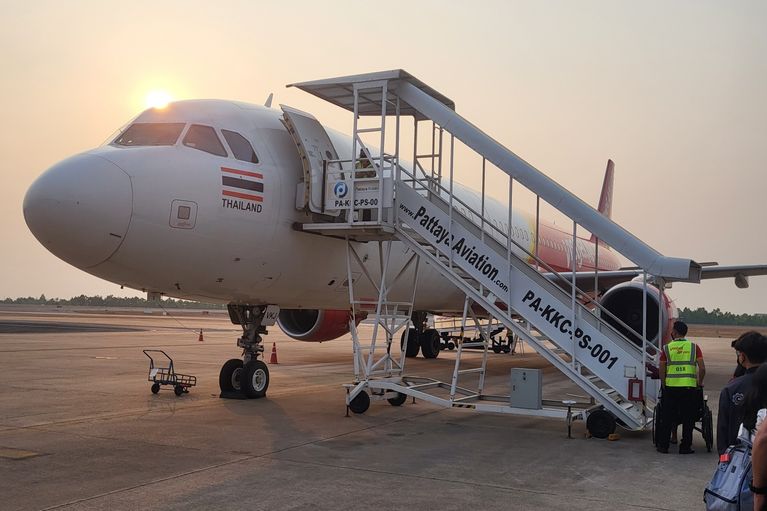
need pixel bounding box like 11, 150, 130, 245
281, 105, 342, 216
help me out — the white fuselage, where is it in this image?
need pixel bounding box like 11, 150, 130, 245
23, 100, 618, 313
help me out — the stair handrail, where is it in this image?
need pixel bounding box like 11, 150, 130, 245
396, 164, 660, 360
396, 80, 700, 283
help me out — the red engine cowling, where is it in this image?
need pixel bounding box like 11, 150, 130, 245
599, 279, 677, 347
277, 309, 352, 342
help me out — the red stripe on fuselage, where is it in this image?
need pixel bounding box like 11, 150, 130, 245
222, 190, 263, 202
221, 167, 263, 179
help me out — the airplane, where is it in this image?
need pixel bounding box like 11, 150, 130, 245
22, 90, 767, 400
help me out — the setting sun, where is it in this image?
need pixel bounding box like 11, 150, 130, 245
145, 90, 173, 109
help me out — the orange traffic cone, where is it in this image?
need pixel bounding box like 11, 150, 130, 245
269, 342, 278, 364
198, 329, 204, 342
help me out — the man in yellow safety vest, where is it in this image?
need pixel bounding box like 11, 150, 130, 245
656, 320, 706, 454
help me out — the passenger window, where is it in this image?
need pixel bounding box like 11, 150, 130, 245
222, 129, 259, 164
183, 124, 227, 157
114, 123, 185, 146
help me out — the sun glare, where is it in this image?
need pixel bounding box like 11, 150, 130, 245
145, 90, 173, 109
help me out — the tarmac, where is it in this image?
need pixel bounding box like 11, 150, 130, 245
0, 307, 741, 510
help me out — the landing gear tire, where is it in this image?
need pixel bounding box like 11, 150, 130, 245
387, 392, 407, 407
241, 360, 269, 399
349, 391, 370, 414
151, 382, 160, 394
587, 409, 617, 439
174, 384, 184, 396
219, 358, 244, 393
420, 329, 441, 359
401, 328, 420, 358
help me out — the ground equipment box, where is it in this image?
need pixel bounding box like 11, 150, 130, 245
510, 368, 542, 410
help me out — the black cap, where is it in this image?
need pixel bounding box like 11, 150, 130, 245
673, 320, 688, 337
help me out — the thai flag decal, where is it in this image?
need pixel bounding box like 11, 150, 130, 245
221, 167, 263, 202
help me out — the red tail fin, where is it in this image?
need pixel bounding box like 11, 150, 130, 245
590, 159, 614, 246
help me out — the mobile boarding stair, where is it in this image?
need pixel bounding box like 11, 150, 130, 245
286, 70, 702, 434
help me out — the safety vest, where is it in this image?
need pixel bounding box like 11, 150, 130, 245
664, 339, 698, 388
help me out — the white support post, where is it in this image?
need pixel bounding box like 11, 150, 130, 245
450, 296, 472, 400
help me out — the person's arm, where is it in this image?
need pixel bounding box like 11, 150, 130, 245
751, 424, 767, 510
717, 387, 731, 455
697, 358, 706, 387
659, 359, 667, 388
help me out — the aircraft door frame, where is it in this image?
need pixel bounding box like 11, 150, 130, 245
280, 105, 341, 216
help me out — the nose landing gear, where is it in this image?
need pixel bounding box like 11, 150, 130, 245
219, 304, 273, 399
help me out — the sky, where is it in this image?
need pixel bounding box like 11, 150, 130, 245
1, 0, 766, 313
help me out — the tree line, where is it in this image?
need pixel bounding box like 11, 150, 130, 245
1, 294, 225, 309
679, 307, 767, 326
2, 296, 766, 325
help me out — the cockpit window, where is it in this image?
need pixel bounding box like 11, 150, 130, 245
113, 123, 185, 146
183, 124, 227, 157
222, 129, 259, 164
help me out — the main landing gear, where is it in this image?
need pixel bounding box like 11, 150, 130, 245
399, 311, 441, 359
219, 304, 271, 399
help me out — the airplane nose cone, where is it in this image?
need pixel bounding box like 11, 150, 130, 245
23, 153, 132, 268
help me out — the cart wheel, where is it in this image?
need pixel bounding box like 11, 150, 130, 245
447, 341, 456, 350
241, 360, 269, 399
349, 391, 370, 414
492, 345, 501, 354
151, 382, 160, 394
174, 384, 184, 396
401, 329, 420, 358
702, 408, 714, 452
387, 392, 407, 407
586, 409, 616, 439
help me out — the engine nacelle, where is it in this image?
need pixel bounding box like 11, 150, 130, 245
277, 309, 352, 342
599, 280, 677, 347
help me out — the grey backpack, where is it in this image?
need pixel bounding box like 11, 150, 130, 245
704, 434, 753, 510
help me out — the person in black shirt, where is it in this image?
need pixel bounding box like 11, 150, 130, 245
717, 331, 767, 454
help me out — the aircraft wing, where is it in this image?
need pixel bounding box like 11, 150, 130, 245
699, 264, 767, 288
547, 264, 767, 294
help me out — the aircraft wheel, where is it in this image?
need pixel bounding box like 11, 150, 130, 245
349, 391, 370, 414
587, 409, 617, 439
400, 328, 420, 358
387, 392, 407, 407
420, 329, 441, 359
241, 360, 270, 398
174, 384, 184, 396
151, 382, 161, 394
219, 358, 244, 392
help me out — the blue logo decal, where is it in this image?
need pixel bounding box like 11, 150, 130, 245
334, 181, 348, 198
